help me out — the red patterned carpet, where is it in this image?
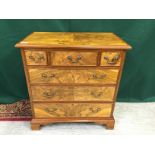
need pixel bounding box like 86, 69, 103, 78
0, 100, 32, 121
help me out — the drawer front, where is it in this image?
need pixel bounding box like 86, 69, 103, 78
31, 86, 115, 102
34, 103, 112, 118
28, 68, 119, 84
25, 50, 47, 65
51, 51, 98, 66
101, 52, 121, 66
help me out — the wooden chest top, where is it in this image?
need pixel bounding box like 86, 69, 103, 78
15, 32, 131, 49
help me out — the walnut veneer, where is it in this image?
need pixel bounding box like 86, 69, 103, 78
15, 32, 131, 130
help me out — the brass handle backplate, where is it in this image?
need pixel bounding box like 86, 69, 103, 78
104, 54, 120, 65
90, 91, 103, 98
44, 107, 60, 117
45, 107, 58, 113
90, 74, 107, 80
67, 55, 82, 64
41, 73, 55, 81
89, 107, 101, 113
43, 90, 56, 98
29, 54, 45, 63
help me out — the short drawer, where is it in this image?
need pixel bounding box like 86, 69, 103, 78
28, 68, 119, 84
51, 50, 98, 66
31, 86, 115, 102
24, 50, 47, 65
34, 103, 112, 118
100, 51, 121, 66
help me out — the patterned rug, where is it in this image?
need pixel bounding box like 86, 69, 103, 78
0, 100, 32, 121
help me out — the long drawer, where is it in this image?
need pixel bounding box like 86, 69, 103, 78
28, 68, 119, 84
34, 103, 112, 118
31, 86, 115, 102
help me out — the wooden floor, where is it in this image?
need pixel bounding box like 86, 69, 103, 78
0, 102, 155, 135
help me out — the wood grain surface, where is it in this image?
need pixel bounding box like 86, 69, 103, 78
31, 86, 115, 102
25, 50, 47, 65
15, 32, 131, 49
101, 51, 121, 66
51, 51, 98, 66
28, 68, 119, 84
34, 103, 112, 118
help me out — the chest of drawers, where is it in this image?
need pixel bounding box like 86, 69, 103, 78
15, 32, 131, 130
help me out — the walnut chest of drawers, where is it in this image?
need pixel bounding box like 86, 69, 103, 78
15, 32, 131, 130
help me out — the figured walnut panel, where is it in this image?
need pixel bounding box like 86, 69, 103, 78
31, 86, 115, 102
34, 103, 112, 118
74, 86, 115, 101
16, 32, 131, 49
25, 50, 47, 65
101, 51, 121, 66
51, 51, 98, 66
28, 68, 119, 84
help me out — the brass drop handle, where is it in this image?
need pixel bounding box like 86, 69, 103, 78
41, 73, 55, 81
104, 54, 120, 65
43, 91, 56, 98
89, 107, 101, 113
67, 55, 82, 64
90, 91, 103, 98
45, 107, 57, 113
29, 55, 35, 61
44, 107, 60, 117
91, 74, 107, 79
29, 54, 45, 63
